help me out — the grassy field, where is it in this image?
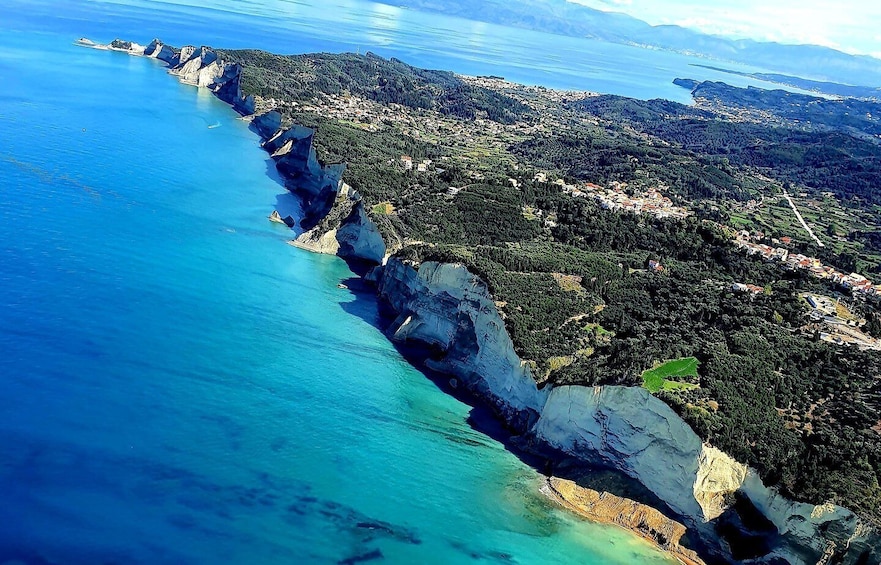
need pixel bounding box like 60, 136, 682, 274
641, 357, 700, 393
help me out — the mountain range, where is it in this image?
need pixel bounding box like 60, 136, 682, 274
392, 0, 881, 87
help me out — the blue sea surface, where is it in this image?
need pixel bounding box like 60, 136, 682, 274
0, 3, 688, 564
6, 0, 822, 103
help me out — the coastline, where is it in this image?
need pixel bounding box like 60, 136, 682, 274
541, 477, 705, 565
82, 37, 880, 565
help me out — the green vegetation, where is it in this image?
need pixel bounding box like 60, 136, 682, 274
577, 94, 881, 209
640, 357, 700, 393
217, 49, 530, 124
226, 49, 881, 524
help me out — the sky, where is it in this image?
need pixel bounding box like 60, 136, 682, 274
568, 0, 881, 58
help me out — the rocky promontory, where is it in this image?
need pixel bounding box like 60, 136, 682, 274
89, 38, 255, 115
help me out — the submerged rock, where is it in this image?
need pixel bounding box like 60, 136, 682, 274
268, 210, 295, 228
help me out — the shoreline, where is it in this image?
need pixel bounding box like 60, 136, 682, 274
541, 477, 705, 565
84, 37, 880, 565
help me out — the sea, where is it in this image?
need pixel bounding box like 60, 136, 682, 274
0, 1, 777, 563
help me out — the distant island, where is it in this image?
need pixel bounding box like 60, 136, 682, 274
88, 37, 881, 564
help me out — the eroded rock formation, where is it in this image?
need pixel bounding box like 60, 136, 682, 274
545, 477, 705, 565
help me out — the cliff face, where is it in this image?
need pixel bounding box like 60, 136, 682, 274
247, 111, 386, 265
373, 258, 880, 565
291, 185, 386, 264
100, 38, 255, 115
250, 110, 282, 139
534, 386, 708, 521
375, 259, 547, 429
143, 38, 176, 63
87, 38, 385, 266
167, 45, 255, 115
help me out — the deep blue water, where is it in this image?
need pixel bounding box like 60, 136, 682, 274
5, 0, 821, 103
0, 2, 693, 564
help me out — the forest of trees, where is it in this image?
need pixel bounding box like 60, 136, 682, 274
577, 94, 881, 208
217, 49, 530, 123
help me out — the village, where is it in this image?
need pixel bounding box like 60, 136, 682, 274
534, 174, 691, 220
732, 232, 881, 350
734, 231, 881, 295
800, 292, 881, 350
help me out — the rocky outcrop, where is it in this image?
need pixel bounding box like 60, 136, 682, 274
257, 123, 386, 264
375, 259, 548, 429
337, 202, 386, 264
269, 210, 296, 228
167, 45, 254, 114
143, 38, 176, 63
262, 125, 346, 201
109, 38, 145, 54
694, 447, 747, 522
737, 474, 880, 564
545, 477, 705, 565
83, 38, 254, 115
289, 228, 340, 255
534, 386, 708, 520
250, 110, 282, 139
292, 185, 386, 264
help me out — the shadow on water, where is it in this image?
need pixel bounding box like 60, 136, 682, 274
263, 157, 287, 190
273, 191, 302, 223
334, 275, 686, 515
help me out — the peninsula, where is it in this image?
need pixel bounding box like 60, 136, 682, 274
88, 37, 881, 564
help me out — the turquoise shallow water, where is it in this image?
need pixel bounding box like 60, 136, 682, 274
0, 4, 682, 565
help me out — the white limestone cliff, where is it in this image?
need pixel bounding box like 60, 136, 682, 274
291, 186, 387, 265
167, 45, 254, 114
533, 385, 708, 520
336, 204, 386, 264
376, 259, 547, 426
250, 110, 282, 139
374, 258, 880, 564
143, 38, 176, 63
